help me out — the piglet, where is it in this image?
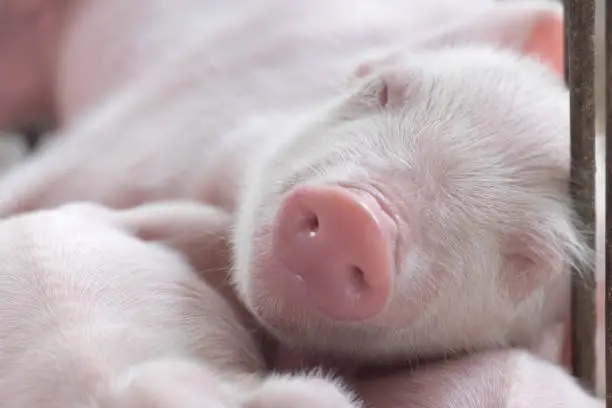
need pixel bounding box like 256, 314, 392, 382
0, 201, 360, 408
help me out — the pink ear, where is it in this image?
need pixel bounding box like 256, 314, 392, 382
520, 6, 564, 78
429, 1, 565, 78
487, 1, 565, 78
346, 66, 418, 112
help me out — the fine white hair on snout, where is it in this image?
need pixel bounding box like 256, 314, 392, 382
232, 45, 591, 363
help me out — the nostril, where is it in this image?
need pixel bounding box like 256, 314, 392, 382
298, 212, 319, 237
349, 265, 368, 294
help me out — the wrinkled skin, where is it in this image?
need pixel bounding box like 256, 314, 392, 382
0, 0, 603, 406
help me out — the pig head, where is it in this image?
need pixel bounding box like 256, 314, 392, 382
231, 0, 588, 368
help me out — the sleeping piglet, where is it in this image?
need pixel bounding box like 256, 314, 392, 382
0, 0, 601, 402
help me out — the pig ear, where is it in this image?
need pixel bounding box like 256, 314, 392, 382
500, 216, 590, 305
500, 233, 559, 304
518, 3, 564, 77
115, 201, 233, 273
343, 66, 418, 114
439, 0, 564, 78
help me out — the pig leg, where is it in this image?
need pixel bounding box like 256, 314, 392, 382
356, 350, 603, 408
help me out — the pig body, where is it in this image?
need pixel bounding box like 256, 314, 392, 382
0, 0, 601, 403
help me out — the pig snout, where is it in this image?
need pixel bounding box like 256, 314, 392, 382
269, 184, 397, 321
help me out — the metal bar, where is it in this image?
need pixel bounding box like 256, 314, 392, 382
605, 0, 612, 404
566, 0, 597, 392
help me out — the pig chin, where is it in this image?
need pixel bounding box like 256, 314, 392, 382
244, 181, 402, 351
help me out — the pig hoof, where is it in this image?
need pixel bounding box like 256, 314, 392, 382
244, 374, 360, 408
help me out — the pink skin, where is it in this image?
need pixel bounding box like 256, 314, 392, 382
0, 0, 603, 405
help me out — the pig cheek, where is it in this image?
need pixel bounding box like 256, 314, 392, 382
380, 264, 448, 328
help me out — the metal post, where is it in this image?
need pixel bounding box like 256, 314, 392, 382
605, 0, 612, 404
566, 0, 597, 393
